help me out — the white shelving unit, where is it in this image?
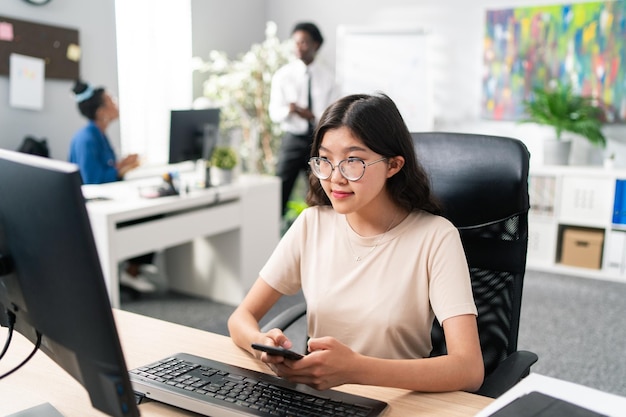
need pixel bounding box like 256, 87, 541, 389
527, 165, 626, 283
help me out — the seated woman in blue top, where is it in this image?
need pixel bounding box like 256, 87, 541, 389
69, 80, 139, 184
69, 79, 156, 293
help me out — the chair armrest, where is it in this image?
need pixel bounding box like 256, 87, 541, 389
475, 350, 539, 398
260, 303, 307, 333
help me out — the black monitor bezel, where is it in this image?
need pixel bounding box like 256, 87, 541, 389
0, 150, 139, 417
168, 108, 220, 164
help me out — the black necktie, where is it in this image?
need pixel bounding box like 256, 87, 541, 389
307, 71, 312, 111
307, 71, 313, 133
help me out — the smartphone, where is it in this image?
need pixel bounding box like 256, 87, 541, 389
251, 343, 304, 360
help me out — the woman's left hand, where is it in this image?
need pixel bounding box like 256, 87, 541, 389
273, 336, 359, 390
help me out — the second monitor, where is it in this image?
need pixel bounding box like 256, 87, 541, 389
168, 108, 220, 164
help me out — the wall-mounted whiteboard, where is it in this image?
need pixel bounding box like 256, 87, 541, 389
336, 26, 433, 132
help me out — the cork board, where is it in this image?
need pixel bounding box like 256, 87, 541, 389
0, 15, 80, 80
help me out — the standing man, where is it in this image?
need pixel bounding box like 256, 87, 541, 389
269, 22, 338, 214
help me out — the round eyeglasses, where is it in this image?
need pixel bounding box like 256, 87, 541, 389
308, 156, 388, 181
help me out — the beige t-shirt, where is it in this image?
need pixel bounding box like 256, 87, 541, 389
260, 206, 477, 360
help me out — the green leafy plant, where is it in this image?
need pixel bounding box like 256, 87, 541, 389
521, 80, 606, 148
193, 22, 293, 174
281, 198, 308, 235
211, 146, 238, 170
285, 199, 308, 222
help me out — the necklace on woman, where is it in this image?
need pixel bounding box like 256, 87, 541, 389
345, 212, 399, 262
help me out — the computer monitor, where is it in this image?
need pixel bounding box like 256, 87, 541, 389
0, 150, 139, 417
168, 108, 220, 164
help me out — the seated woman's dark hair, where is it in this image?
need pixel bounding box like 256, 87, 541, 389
72, 79, 105, 121
306, 93, 441, 215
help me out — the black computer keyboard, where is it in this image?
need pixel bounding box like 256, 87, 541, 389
130, 355, 385, 417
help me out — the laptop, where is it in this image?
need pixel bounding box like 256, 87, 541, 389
129, 352, 388, 417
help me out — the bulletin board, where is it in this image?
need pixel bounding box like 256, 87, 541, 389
0, 15, 80, 80
336, 26, 433, 132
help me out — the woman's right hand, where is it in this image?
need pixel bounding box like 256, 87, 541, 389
253, 328, 293, 361
117, 154, 140, 178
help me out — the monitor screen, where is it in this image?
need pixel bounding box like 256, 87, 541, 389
168, 108, 220, 164
0, 150, 139, 417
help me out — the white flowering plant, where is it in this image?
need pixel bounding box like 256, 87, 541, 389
193, 22, 294, 174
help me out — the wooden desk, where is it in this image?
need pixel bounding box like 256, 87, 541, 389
0, 310, 493, 417
83, 174, 280, 308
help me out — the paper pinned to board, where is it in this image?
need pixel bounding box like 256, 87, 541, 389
66, 43, 81, 62
0, 21, 14, 41
9, 53, 45, 111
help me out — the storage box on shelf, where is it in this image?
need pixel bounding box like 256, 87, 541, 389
560, 227, 604, 269
527, 165, 626, 283
603, 229, 626, 275
528, 175, 559, 265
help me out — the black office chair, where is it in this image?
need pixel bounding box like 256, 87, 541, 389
16, 136, 50, 158
412, 132, 538, 397
262, 132, 538, 398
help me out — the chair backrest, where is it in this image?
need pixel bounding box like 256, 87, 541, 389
17, 136, 50, 158
411, 132, 530, 376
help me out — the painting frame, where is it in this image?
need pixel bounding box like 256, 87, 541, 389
482, 1, 626, 123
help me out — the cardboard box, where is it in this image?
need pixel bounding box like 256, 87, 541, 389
561, 228, 604, 269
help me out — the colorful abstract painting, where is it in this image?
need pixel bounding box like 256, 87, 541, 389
482, 1, 626, 122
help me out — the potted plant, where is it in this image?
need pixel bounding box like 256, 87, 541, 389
521, 80, 606, 165
210, 146, 238, 185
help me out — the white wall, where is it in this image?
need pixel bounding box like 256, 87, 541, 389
191, 0, 268, 99
0, 0, 119, 160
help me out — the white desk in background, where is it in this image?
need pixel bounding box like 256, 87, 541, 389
82, 172, 281, 309
476, 373, 626, 417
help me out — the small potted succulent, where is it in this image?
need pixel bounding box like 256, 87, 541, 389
210, 146, 238, 185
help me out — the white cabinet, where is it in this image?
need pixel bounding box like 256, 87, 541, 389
527, 165, 626, 283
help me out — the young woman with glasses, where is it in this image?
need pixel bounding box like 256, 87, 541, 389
228, 93, 484, 393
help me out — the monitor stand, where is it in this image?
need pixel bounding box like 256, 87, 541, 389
201, 123, 218, 189
7, 403, 65, 417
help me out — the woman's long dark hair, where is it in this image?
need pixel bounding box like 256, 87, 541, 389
306, 93, 441, 215
72, 79, 105, 121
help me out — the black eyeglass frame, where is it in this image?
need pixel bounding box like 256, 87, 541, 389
308, 156, 388, 181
